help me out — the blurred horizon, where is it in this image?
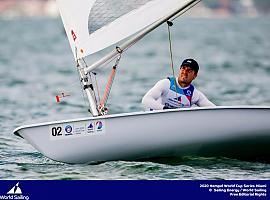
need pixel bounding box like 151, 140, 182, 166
0, 0, 270, 19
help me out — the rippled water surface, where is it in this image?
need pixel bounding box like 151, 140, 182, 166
0, 17, 270, 179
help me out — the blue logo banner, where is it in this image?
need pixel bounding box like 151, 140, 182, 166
0, 180, 269, 200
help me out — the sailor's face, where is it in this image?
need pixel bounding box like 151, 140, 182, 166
178, 65, 197, 86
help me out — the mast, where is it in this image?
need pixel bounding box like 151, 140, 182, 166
77, 59, 99, 116
84, 0, 200, 74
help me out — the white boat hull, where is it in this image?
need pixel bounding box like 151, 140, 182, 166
13, 106, 270, 164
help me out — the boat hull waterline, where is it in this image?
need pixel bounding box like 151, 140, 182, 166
13, 106, 270, 164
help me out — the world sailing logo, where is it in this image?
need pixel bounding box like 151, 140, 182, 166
0, 182, 30, 200
7, 182, 22, 194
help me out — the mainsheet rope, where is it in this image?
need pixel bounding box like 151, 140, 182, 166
167, 20, 176, 78
166, 20, 179, 103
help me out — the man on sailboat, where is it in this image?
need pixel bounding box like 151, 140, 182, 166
142, 58, 215, 110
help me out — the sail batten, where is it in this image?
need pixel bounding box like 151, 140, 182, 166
57, 0, 195, 60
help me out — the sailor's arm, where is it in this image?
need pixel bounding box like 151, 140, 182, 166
142, 79, 169, 110
194, 89, 216, 107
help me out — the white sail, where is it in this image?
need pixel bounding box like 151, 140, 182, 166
56, 0, 194, 60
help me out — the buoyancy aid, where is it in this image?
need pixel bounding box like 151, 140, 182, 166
164, 77, 194, 108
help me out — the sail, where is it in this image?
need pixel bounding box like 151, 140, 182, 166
57, 0, 194, 60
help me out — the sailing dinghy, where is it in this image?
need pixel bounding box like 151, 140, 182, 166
14, 0, 270, 164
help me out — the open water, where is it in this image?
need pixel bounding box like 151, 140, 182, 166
0, 17, 270, 180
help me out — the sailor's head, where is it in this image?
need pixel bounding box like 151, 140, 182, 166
178, 58, 199, 87
180, 58, 199, 74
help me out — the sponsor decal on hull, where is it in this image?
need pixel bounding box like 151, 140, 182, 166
49, 120, 105, 140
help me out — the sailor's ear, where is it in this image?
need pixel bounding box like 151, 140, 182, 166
193, 72, 198, 79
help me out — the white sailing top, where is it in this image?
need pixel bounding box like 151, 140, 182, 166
142, 78, 216, 110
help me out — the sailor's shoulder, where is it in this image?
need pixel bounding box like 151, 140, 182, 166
193, 87, 209, 100
154, 79, 170, 94
157, 78, 171, 86
191, 86, 201, 98
192, 85, 200, 92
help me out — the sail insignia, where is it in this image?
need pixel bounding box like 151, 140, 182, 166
71, 30, 77, 41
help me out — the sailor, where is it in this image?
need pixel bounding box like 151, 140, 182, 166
142, 58, 215, 110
